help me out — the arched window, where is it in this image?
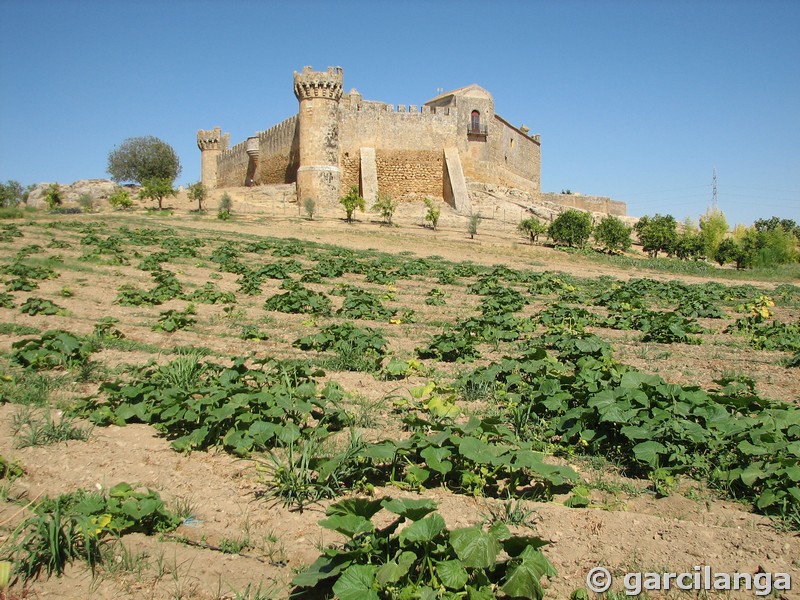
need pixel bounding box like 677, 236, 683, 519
470, 110, 481, 133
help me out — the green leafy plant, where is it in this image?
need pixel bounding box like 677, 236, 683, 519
107, 187, 133, 210
152, 304, 197, 332
373, 192, 398, 225
423, 197, 441, 230
19, 297, 63, 316
340, 186, 365, 223
263, 282, 332, 316
295, 322, 388, 371
44, 184, 63, 210
138, 177, 176, 211
593, 214, 632, 253
11, 330, 94, 370
291, 496, 556, 599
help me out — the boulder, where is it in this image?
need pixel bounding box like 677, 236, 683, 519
26, 179, 121, 209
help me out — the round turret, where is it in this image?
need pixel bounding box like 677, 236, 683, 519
293, 66, 344, 205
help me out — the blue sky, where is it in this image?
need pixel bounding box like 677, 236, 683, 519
1, 0, 798, 226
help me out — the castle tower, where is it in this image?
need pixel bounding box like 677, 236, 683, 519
293, 66, 343, 205
197, 127, 229, 189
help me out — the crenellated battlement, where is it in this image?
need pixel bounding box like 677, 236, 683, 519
257, 115, 299, 156
342, 97, 453, 117
293, 66, 343, 101
197, 127, 229, 151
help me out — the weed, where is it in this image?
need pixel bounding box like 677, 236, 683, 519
11, 407, 91, 447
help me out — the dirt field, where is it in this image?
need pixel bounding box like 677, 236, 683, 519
0, 192, 798, 599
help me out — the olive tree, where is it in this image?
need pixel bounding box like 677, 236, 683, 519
107, 136, 182, 185
593, 215, 632, 254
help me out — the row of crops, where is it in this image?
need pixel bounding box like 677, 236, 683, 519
0, 217, 799, 597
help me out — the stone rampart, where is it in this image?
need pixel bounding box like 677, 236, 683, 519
537, 192, 627, 216
216, 140, 249, 188
256, 115, 299, 185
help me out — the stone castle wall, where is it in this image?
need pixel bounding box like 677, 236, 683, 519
537, 192, 627, 216
216, 141, 249, 188
255, 115, 299, 185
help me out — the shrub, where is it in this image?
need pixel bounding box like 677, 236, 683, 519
517, 216, 546, 244
373, 192, 397, 225
217, 192, 232, 220
467, 212, 482, 239
339, 186, 365, 223
548, 209, 593, 248
593, 214, 632, 253
77, 193, 94, 212
303, 197, 317, 220
44, 184, 62, 210
108, 188, 133, 210
424, 197, 441, 230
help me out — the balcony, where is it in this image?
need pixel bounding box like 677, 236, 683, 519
467, 125, 488, 140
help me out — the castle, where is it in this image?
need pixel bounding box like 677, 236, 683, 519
197, 66, 625, 216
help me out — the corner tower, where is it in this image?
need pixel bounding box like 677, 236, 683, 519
197, 127, 229, 189
293, 66, 343, 205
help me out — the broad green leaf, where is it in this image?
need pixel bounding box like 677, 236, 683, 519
633, 440, 667, 467
319, 514, 374, 538
381, 497, 438, 521
376, 552, 416, 587
420, 446, 453, 475
399, 513, 446, 545
326, 497, 384, 520
436, 559, 469, 590
449, 526, 501, 569
332, 564, 379, 600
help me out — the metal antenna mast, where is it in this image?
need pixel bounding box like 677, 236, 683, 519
712, 167, 718, 210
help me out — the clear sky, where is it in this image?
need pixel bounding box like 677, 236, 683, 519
1, 0, 798, 226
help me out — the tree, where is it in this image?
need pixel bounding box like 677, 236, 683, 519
187, 181, 207, 211
423, 197, 441, 230
217, 192, 232, 220
593, 214, 632, 254
634, 214, 678, 258
107, 136, 182, 185
303, 197, 317, 220
714, 238, 742, 268
699, 207, 728, 259
548, 209, 593, 248
517, 216, 547, 244
467, 213, 482, 239
339, 186, 365, 223
0, 180, 23, 207
108, 187, 133, 210
138, 178, 176, 210
373, 192, 398, 225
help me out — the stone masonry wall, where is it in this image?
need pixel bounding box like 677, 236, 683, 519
255, 115, 299, 185
375, 149, 443, 201
537, 192, 627, 216
216, 141, 249, 188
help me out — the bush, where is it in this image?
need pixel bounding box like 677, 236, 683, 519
373, 192, 397, 225
108, 188, 133, 210
424, 197, 441, 230
467, 212, 482, 239
517, 216, 546, 244
217, 192, 232, 220
593, 214, 632, 253
77, 193, 94, 212
44, 184, 62, 210
339, 186, 365, 223
107, 136, 182, 184
548, 209, 593, 248
303, 197, 317, 220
